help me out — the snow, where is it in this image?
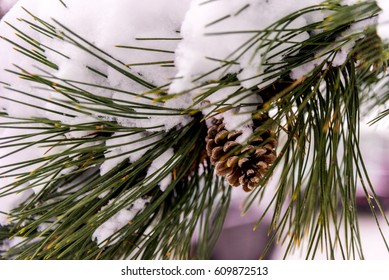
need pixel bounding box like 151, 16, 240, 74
100, 131, 162, 176
92, 196, 150, 246
377, 0, 389, 41
291, 4, 378, 80
64, 116, 100, 139
146, 148, 175, 191
0, 236, 24, 253
171, 0, 322, 92
0, 0, 191, 123
0, 185, 33, 225
168, 0, 327, 133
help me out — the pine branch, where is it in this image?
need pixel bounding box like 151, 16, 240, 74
0, 1, 388, 260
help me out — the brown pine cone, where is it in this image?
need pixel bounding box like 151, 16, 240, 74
205, 117, 277, 192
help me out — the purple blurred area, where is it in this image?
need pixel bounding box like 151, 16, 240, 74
0, 0, 17, 18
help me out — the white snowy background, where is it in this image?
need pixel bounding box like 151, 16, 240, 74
0, 0, 388, 259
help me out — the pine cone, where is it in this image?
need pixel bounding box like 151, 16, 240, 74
205, 117, 277, 192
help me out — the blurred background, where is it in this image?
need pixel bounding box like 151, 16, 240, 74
0, 0, 17, 18
1, 0, 388, 260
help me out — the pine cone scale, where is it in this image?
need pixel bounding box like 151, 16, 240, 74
223, 141, 239, 153
211, 146, 224, 163
215, 160, 233, 176
206, 139, 216, 156
226, 156, 239, 168
215, 130, 229, 144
